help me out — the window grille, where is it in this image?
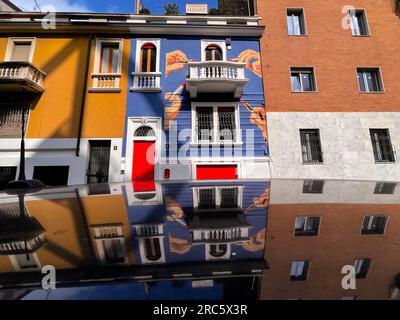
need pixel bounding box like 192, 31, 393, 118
220, 187, 238, 208
370, 129, 395, 163
300, 129, 323, 164
218, 107, 235, 142
134, 126, 155, 137
196, 107, 213, 142
0, 104, 29, 139
198, 188, 216, 210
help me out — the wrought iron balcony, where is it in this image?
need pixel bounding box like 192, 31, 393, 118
186, 61, 248, 98
0, 61, 46, 93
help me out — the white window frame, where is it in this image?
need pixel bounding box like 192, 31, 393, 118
131, 39, 161, 92
91, 38, 123, 92
191, 102, 242, 146
349, 9, 370, 36
91, 224, 129, 265
5, 37, 36, 63
134, 39, 161, 73
192, 185, 243, 212
93, 38, 123, 74
201, 40, 227, 62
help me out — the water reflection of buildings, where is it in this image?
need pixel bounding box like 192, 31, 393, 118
261, 180, 400, 300
0, 181, 269, 299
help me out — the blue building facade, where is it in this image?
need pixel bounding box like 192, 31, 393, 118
124, 23, 268, 182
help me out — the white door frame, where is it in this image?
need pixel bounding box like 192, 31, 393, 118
125, 117, 162, 181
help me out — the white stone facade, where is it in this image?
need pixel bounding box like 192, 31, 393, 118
267, 112, 400, 181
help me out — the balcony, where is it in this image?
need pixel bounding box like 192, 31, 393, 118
0, 61, 46, 93
130, 72, 161, 92
186, 61, 248, 98
90, 73, 121, 92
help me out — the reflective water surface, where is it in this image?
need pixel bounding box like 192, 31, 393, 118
0, 179, 399, 300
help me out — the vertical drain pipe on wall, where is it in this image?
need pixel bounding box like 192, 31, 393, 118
76, 35, 94, 157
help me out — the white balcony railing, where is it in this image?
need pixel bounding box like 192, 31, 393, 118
130, 72, 161, 92
90, 73, 121, 92
186, 61, 248, 98
188, 61, 246, 81
0, 61, 46, 92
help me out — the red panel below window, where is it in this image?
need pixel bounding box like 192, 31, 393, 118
132, 181, 155, 192
196, 165, 238, 180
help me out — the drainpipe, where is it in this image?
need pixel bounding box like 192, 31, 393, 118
76, 36, 94, 157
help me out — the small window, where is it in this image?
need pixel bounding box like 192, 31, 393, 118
205, 44, 223, 61
295, 216, 320, 236
14, 253, 39, 270
300, 129, 323, 164
100, 43, 119, 73
349, 9, 369, 36
357, 68, 383, 93
0, 166, 17, 190
362, 216, 388, 235
290, 260, 310, 281
33, 166, 69, 186
144, 238, 162, 261
303, 180, 324, 194
102, 239, 125, 264
209, 244, 228, 258
196, 187, 240, 210
374, 182, 397, 194
6, 38, 34, 62
369, 129, 395, 163
291, 68, 316, 92
287, 9, 306, 36
140, 43, 157, 72
354, 258, 372, 279
87, 140, 111, 184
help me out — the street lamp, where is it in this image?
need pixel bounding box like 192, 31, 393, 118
6, 89, 44, 190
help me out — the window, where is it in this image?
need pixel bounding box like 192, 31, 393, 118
374, 182, 397, 194
303, 180, 324, 194
91, 39, 123, 91
290, 260, 310, 281
369, 129, 395, 163
201, 40, 226, 61
205, 45, 223, 61
362, 215, 388, 235
291, 68, 316, 92
92, 224, 127, 265
194, 186, 241, 211
0, 166, 17, 190
349, 9, 369, 36
193, 104, 240, 144
354, 258, 372, 279
300, 129, 323, 164
87, 140, 111, 184
5, 38, 35, 62
13, 253, 40, 271
33, 166, 69, 186
357, 68, 383, 93
144, 238, 162, 261
140, 43, 157, 72
132, 39, 161, 91
209, 244, 228, 258
294, 216, 320, 236
0, 104, 29, 139
287, 9, 306, 35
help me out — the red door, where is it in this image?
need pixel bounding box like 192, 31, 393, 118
132, 141, 155, 181
196, 165, 238, 180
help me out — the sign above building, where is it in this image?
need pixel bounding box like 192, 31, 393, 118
186, 4, 208, 15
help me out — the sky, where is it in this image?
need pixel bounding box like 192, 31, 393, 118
12, 0, 218, 14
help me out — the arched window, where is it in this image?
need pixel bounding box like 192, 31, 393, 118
205, 45, 223, 61
144, 238, 162, 261
209, 244, 228, 258
140, 44, 157, 72
134, 126, 155, 137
